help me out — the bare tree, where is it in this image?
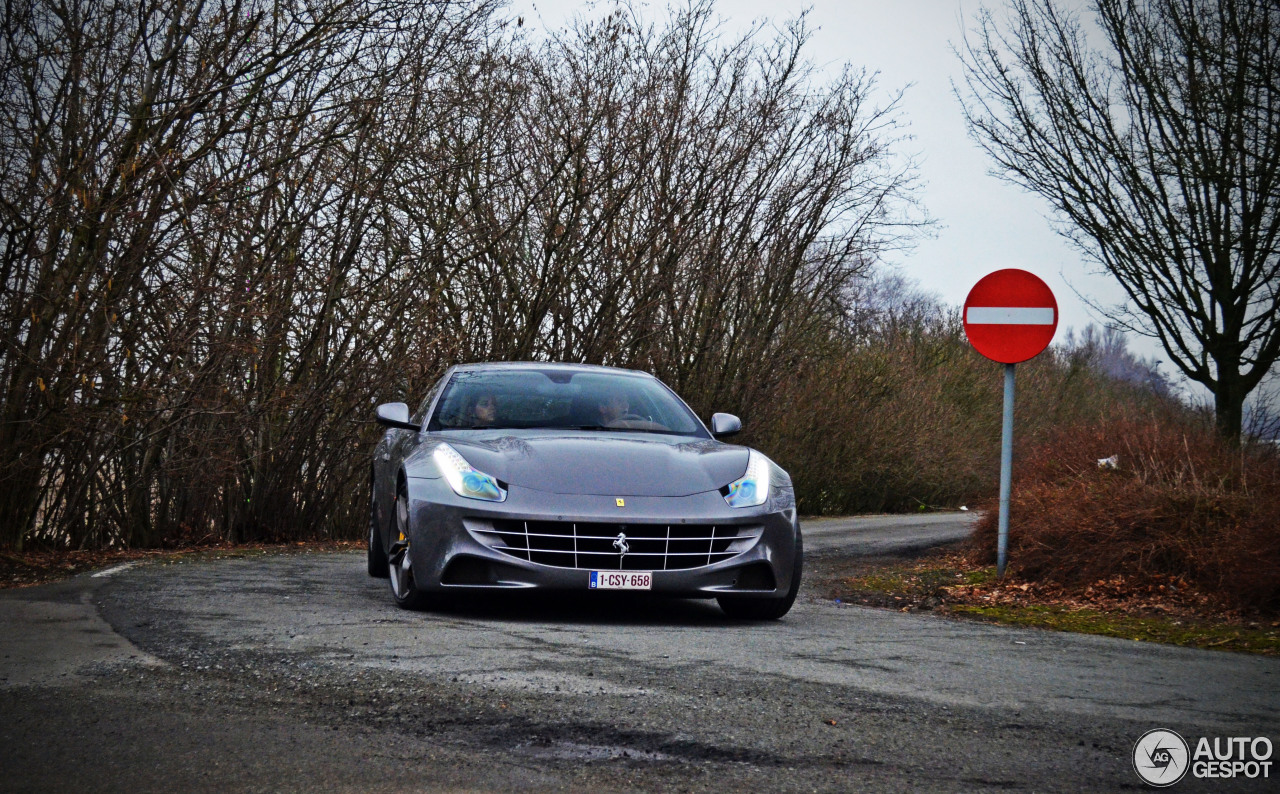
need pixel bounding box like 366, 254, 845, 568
958, 0, 1280, 441
0, 0, 498, 548
433, 1, 925, 415
1060, 324, 1174, 397
0, 0, 926, 549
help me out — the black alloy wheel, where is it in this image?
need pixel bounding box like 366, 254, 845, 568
387, 481, 431, 610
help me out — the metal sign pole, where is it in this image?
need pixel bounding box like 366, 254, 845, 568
997, 363, 1015, 578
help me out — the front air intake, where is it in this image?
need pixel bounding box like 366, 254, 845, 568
471, 520, 760, 571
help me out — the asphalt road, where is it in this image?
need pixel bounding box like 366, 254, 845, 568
802, 512, 980, 556
2, 514, 1276, 792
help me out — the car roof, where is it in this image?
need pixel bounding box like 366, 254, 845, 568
450, 361, 653, 378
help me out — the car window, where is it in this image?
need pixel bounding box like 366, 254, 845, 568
427, 369, 707, 436
412, 374, 448, 425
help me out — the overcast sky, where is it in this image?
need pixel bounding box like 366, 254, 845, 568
506, 0, 1278, 412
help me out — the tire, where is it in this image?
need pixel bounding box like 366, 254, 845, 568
717, 523, 803, 620
367, 476, 389, 578
387, 481, 432, 610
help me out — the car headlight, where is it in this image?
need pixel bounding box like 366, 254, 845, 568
723, 450, 770, 508
433, 443, 506, 502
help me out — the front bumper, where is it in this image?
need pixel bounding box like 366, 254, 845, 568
403, 477, 799, 598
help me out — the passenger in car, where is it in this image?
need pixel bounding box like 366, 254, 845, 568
471, 393, 499, 427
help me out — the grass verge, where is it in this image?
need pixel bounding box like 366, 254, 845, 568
826, 550, 1280, 656
948, 605, 1280, 654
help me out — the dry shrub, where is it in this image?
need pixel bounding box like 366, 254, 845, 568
749, 291, 1166, 516
966, 413, 1280, 614
751, 326, 1000, 514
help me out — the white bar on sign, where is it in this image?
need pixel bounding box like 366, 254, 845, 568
966, 306, 1055, 325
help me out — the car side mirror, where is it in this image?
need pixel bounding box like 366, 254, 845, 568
376, 402, 420, 431
710, 412, 741, 438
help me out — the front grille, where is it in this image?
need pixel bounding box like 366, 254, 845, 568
472, 519, 760, 571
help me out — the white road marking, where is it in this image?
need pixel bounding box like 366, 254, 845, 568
91, 562, 139, 578
966, 306, 1055, 325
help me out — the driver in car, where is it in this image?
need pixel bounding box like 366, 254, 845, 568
471, 393, 499, 427
597, 392, 632, 425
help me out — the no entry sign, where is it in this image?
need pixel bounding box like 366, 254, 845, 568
963, 269, 1058, 364
963, 268, 1058, 578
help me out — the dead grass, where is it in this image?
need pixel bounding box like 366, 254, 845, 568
965, 415, 1280, 616
827, 551, 1280, 655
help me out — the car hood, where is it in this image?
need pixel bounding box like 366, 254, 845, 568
436, 432, 749, 497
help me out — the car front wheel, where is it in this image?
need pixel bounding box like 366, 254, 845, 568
387, 482, 431, 610
367, 476, 389, 578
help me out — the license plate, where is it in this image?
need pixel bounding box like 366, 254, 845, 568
589, 571, 652, 590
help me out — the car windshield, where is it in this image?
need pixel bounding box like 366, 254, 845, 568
428, 369, 707, 437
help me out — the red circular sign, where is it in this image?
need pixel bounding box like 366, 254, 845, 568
963, 269, 1058, 364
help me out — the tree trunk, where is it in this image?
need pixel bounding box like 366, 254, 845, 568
1214, 362, 1246, 445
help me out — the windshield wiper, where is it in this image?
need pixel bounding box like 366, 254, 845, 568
442, 424, 692, 435
548, 425, 687, 435
615, 428, 685, 435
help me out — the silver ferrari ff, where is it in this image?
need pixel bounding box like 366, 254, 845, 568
368, 362, 802, 619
